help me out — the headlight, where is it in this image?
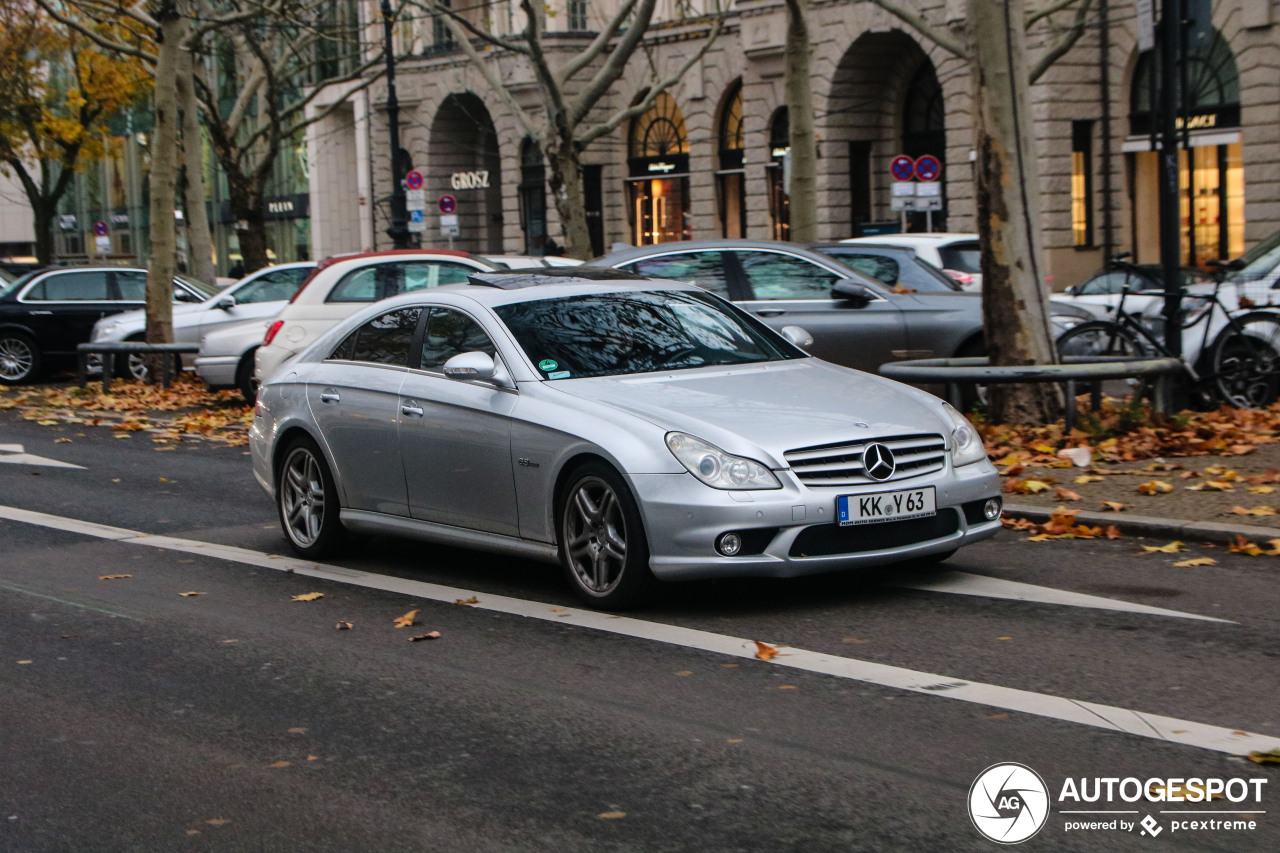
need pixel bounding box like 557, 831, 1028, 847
942, 403, 986, 467
94, 321, 120, 340
665, 432, 781, 490
1051, 314, 1082, 332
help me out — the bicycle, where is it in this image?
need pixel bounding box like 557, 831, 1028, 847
1055, 253, 1280, 409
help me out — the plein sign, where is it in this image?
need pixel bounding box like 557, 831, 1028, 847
451, 170, 491, 190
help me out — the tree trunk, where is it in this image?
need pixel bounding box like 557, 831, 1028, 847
178, 47, 216, 286
784, 0, 817, 243
543, 131, 593, 260
969, 0, 1062, 424
224, 165, 270, 273
33, 197, 55, 265
145, 3, 184, 356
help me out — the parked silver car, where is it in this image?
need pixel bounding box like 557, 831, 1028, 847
195, 318, 276, 402
249, 269, 1002, 609
91, 261, 315, 379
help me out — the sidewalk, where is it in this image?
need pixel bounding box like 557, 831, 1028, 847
1000, 438, 1280, 546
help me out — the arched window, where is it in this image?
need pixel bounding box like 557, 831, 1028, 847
717, 81, 745, 239
1128, 30, 1243, 265
627, 94, 691, 244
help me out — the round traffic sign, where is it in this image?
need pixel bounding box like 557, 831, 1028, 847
890, 155, 915, 181
914, 154, 942, 182
438, 195, 456, 214
93, 220, 109, 237
404, 170, 424, 190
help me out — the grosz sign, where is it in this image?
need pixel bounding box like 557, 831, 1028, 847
450, 170, 491, 190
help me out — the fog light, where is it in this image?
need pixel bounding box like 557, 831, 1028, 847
983, 498, 1002, 520
716, 532, 743, 556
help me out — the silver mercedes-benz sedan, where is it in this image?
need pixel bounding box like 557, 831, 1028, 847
249, 269, 1001, 608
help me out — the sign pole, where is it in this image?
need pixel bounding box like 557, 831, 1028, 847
380, 0, 410, 249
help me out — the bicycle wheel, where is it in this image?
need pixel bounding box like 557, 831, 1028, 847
1210, 313, 1280, 408
1056, 321, 1146, 359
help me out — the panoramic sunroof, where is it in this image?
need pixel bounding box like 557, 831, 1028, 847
466, 268, 647, 289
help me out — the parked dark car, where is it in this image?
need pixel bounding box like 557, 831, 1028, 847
0, 266, 217, 384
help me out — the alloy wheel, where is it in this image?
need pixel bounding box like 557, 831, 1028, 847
0, 336, 34, 382
280, 447, 327, 548
562, 476, 629, 594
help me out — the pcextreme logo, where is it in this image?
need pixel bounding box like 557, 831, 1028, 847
968, 763, 1269, 844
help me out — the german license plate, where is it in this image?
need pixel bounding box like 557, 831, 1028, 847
837, 486, 936, 526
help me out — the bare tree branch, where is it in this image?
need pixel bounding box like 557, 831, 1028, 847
556, 0, 641, 86
1028, 0, 1094, 82
861, 0, 969, 59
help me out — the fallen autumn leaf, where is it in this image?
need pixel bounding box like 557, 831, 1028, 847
291, 592, 324, 602
393, 609, 420, 628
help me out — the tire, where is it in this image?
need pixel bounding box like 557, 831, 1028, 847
117, 340, 180, 383
236, 349, 259, 404
1055, 321, 1146, 359
1210, 314, 1280, 409
276, 436, 347, 557
0, 331, 41, 385
558, 462, 659, 610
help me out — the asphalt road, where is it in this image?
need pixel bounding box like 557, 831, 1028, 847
1, 413, 1278, 852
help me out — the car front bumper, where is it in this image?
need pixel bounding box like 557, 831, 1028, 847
631, 462, 1000, 581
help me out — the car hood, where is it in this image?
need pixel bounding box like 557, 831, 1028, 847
548, 358, 949, 468
100, 302, 208, 329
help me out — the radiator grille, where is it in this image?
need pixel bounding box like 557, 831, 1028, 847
784, 433, 946, 486
789, 510, 961, 557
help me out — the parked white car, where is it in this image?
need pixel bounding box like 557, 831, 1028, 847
841, 233, 983, 290
255, 250, 500, 382
91, 261, 315, 378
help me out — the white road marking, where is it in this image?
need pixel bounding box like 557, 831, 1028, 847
891, 572, 1231, 623
0, 444, 85, 470
1, 503, 1276, 757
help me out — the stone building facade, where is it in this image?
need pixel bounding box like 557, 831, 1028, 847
307, 0, 1280, 289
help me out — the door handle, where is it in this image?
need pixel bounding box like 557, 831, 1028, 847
319, 391, 340, 403
401, 403, 424, 417
755, 309, 786, 317
28, 310, 52, 315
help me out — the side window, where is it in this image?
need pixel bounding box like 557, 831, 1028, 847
622, 252, 730, 297
402, 262, 476, 293
328, 307, 423, 366
838, 254, 899, 285
235, 269, 309, 304
1080, 271, 1127, 295
28, 271, 110, 301
115, 271, 148, 300
327, 265, 386, 303
736, 251, 841, 300
419, 308, 496, 371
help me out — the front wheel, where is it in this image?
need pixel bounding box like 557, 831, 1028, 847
558, 462, 659, 610
1210, 314, 1280, 409
0, 332, 40, 385
277, 436, 346, 557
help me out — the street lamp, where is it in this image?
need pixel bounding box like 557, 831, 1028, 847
381, 0, 410, 249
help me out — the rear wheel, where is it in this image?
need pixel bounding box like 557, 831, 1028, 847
118, 339, 181, 382
277, 436, 346, 557
1055, 321, 1145, 359
0, 331, 40, 385
236, 349, 259, 403
558, 462, 659, 609
1211, 314, 1280, 409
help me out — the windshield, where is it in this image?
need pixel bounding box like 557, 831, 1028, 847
494, 290, 806, 380
179, 276, 222, 299
1236, 239, 1280, 283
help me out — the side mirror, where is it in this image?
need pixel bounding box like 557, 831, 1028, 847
216, 295, 237, 310
780, 325, 814, 349
831, 279, 879, 305
1064, 284, 1080, 296
443, 350, 497, 382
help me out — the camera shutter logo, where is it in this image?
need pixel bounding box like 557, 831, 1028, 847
968, 763, 1050, 844
862, 443, 896, 481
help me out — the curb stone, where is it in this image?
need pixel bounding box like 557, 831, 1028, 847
1002, 502, 1280, 546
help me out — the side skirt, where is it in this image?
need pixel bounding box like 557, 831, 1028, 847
340, 509, 559, 564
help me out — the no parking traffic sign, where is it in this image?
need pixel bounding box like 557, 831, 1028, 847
439, 195, 457, 214
915, 154, 942, 182
404, 170, 424, 190
890, 155, 915, 181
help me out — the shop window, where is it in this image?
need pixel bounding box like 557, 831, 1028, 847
1071, 121, 1094, 247
627, 93, 691, 245
767, 109, 789, 241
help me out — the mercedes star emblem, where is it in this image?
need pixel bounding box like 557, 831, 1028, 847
862, 443, 896, 481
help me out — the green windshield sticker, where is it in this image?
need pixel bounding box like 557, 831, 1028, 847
538, 359, 558, 372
